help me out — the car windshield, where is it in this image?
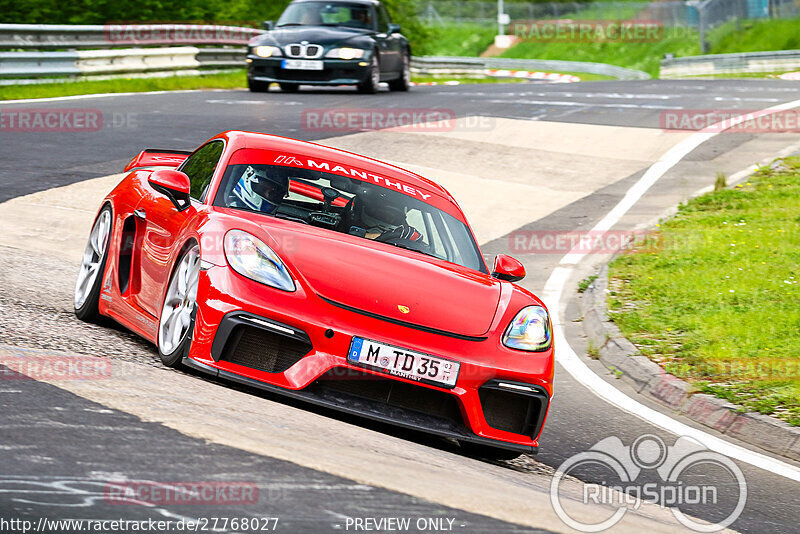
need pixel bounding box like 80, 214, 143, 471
276, 2, 375, 30
214, 163, 486, 273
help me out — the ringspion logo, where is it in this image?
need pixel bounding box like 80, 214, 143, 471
551, 434, 747, 532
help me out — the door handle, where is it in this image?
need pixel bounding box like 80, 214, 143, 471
134, 209, 146, 220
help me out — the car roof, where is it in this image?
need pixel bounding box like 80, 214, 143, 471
211, 130, 454, 202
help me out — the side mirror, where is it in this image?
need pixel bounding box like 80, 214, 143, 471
262, 20, 273, 31
148, 169, 192, 211
492, 254, 525, 283
387, 23, 401, 34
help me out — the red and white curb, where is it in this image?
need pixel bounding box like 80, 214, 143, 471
411, 70, 581, 86
486, 69, 580, 83
777, 71, 800, 81
410, 80, 462, 86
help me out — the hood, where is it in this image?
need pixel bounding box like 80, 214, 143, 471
258, 26, 374, 48
266, 223, 501, 338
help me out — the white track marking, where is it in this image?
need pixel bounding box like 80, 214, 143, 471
487, 99, 685, 110
542, 98, 800, 482
0, 89, 218, 105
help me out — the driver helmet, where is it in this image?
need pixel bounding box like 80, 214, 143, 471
358, 186, 405, 233
232, 166, 288, 213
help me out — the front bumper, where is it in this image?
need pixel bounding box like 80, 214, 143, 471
188, 265, 554, 453
247, 56, 371, 86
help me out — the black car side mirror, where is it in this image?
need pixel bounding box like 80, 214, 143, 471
262, 20, 274, 31
148, 169, 192, 211
387, 23, 401, 35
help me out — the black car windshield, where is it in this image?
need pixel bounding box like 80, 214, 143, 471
277, 2, 375, 30
214, 163, 487, 273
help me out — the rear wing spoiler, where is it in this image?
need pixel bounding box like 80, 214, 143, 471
123, 149, 193, 172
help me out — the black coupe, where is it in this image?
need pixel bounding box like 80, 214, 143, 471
246, 0, 411, 93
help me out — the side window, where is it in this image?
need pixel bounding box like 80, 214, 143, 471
376, 5, 389, 33
180, 140, 224, 200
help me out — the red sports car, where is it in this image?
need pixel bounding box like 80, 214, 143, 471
74, 131, 554, 459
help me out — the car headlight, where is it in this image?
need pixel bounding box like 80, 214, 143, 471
224, 230, 294, 292
326, 47, 366, 60
503, 306, 552, 352
253, 45, 282, 58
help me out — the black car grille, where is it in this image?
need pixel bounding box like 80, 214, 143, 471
285, 43, 322, 58
313, 368, 464, 427
479, 383, 548, 438
220, 324, 311, 373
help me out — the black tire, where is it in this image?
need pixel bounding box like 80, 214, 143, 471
74, 205, 113, 324
357, 54, 380, 94
279, 83, 300, 93
388, 53, 411, 92
157, 244, 200, 368
459, 441, 522, 461
248, 78, 270, 92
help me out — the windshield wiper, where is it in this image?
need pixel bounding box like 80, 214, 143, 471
276, 23, 305, 27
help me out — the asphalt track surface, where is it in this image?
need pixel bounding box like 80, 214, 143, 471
1, 80, 800, 533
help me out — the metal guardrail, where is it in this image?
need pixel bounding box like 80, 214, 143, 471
411, 56, 651, 80
0, 47, 244, 78
660, 49, 800, 77
0, 23, 262, 49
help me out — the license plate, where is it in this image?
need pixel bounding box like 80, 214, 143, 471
282, 59, 324, 70
348, 337, 460, 389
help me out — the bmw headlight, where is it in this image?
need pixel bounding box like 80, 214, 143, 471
253, 45, 282, 58
503, 306, 552, 352
325, 47, 366, 60
224, 230, 294, 292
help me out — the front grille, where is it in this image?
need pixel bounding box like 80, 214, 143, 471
220, 325, 311, 373
284, 43, 323, 59
479, 384, 547, 437
314, 369, 464, 426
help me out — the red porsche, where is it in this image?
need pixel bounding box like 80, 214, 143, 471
74, 131, 554, 459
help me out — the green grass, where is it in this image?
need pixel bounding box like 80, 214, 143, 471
500, 27, 701, 78
0, 66, 612, 102
578, 274, 599, 293
607, 158, 800, 426
416, 23, 497, 57
0, 70, 247, 101
709, 18, 800, 54
497, 18, 800, 78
